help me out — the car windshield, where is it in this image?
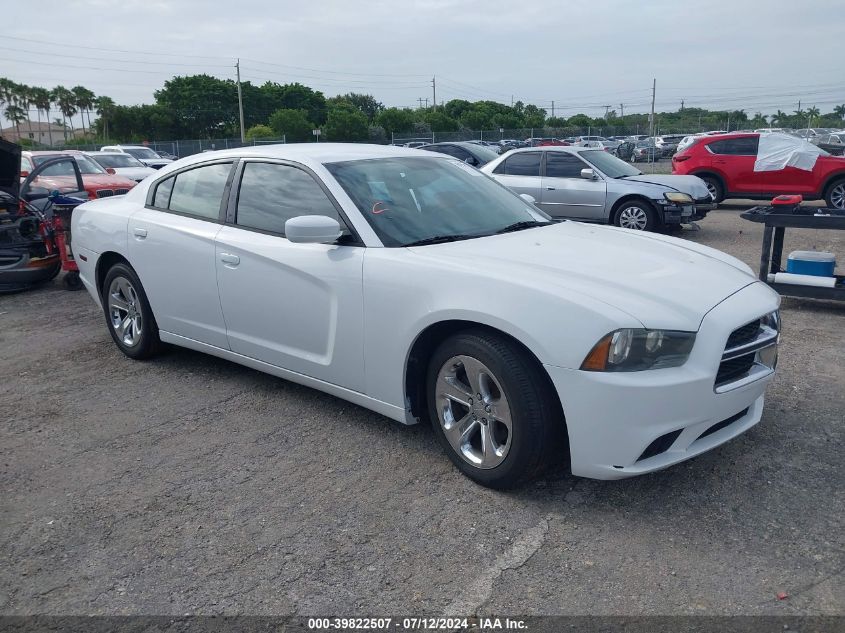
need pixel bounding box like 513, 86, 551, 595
32, 154, 106, 175
326, 156, 550, 247
580, 150, 642, 178
93, 154, 144, 168
123, 147, 161, 160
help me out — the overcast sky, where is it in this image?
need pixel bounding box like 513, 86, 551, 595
3, 0, 843, 122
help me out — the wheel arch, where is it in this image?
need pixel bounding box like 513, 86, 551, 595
609, 194, 660, 224
689, 170, 726, 189
821, 171, 845, 198
95, 251, 132, 300
403, 319, 567, 435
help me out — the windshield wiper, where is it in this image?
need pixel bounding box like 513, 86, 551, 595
404, 234, 476, 247
493, 220, 546, 234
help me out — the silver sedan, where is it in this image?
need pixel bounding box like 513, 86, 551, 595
480, 146, 714, 231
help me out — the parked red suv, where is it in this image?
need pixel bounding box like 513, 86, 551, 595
672, 133, 845, 209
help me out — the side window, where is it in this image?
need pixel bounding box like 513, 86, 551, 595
166, 163, 232, 219
545, 153, 585, 178
503, 152, 541, 176
153, 176, 174, 208
235, 162, 341, 236
21, 157, 32, 172
708, 137, 759, 156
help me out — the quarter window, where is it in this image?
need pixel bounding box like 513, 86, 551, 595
235, 162, 340, 236
545, 152, 585, 178
495, 152, 541, 176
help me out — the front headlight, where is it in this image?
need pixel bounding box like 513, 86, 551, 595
664, 192, 693, 204
581, 329, 696, 372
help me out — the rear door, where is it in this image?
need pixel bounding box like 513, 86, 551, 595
491, 151, 542, 199
540, 151, 607, 220
706, 136, 758, 193
128, 160, 234, 349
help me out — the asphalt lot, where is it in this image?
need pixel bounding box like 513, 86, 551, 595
1, 204, 843, 617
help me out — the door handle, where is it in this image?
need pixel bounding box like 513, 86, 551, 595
545, 186, 556, 190
133, 227, 147, 239
219, 253, 240, 266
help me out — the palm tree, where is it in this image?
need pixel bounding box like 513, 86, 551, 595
4, 103, 26, 138
834, 104, 845, 121
52, 86, 77, 142
0, 78, 18, 135
94, 95, 116, 141
806, 106, 820, 127
772, 110, 787, 126
72, 86, 96, 139
17, 84, 35, 140
30, 87, 53, 146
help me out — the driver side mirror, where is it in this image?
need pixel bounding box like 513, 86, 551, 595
464, 156, 479, 166
105, 167, 117, 175
580, 168, 596, 180
519, 193, 537, 204
285, 215, 342, 244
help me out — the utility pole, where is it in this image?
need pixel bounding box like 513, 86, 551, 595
235, 59, 245, 143
619, 103, 624, 118
680, 99, 685, 111
551, 101, 555, 118
432, 76, 436, 111
603, 105, 612, 120
649, 78, 656, 173
424, 98, 429, 108
418, 97, 424, 109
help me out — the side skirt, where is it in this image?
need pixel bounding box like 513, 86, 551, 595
158, 331, 411, 424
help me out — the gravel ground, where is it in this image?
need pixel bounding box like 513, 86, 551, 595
1, 206, 843, 617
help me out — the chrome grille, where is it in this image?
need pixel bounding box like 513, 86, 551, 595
95, 189, 114, 198
714, 313, 779, 393
114, 189, 129, 195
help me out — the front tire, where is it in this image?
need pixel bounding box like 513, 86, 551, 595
699, 174, 725, 204
613, 199, 659, 231
426, 330, 562, 489
101, 262, 161, 360
824, 178, 845, 210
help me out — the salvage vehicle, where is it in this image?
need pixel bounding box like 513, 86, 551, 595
631, 140, 660, 163
73, 144, 780, 488
672, 132, 845, 208
22, 151, 138, 200
481, 146, 713, 230
418, 141, 500, 167
99, 145, 173, 169
86, 151, 156, 182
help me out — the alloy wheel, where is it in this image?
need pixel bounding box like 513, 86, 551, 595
618, 205, 649, 230
706, 181, 719, 200
108, 277, 143, 347
435, 355, 512, 469
830, 183, 845, 209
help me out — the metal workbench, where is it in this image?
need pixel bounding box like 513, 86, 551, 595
740, 207, 845, 301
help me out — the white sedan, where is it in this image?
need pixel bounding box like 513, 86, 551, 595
72, 144, 781, 488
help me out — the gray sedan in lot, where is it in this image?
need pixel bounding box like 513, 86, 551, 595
480, 147, 714, 231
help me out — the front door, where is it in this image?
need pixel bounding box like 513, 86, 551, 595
540, 151, 607, 221
491, 151, 543, 200
214, 160, 365, 391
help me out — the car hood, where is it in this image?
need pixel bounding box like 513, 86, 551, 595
407, 221, 758, 331
621, 174, 710, 199
139, 158, 173, 168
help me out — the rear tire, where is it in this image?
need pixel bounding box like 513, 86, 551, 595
101, 262, 162, 360
613, 198, 659, 231
699, 174, 725, 204
824, 178, 845, 210
426, 330, 563, 489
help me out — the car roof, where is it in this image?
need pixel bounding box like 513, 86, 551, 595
159, 143, 438, 167
499, 145, 595, 156
25, 149, 83, 156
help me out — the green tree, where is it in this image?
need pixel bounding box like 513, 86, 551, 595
375, 107, 415, 136
245, 124, 274, 140
268, 108, 312, 142
276, 83, 327, 125
51, 86, 78, 141
94, 96, 116, 140
834, 104, 845, 121
4, 103, 26, 137
30, 87, 52, 145
324, 106, 369, 142
72, 86, 96, 138
329, 93, 383, 121
423, 109, 459, 132
155, 74, 237, 137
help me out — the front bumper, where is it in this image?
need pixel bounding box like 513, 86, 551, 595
546, 282, 779, 479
